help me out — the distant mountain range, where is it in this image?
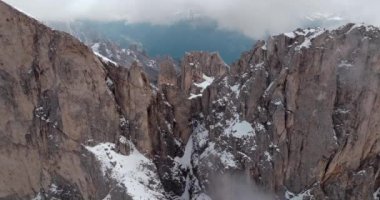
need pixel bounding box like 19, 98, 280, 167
48, 19, 255, 64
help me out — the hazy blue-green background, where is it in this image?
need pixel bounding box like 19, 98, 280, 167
74, 20, 255, 63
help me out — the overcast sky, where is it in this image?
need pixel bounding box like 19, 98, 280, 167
3, 0, 379, 38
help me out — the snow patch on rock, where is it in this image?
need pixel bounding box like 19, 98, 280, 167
188, 93, 203, 100
224, 118, 255, 139
32, 193, 43, 200
230, 84, 241, 97
85, 142, 165, 200
374, 188, 380, 200
194, 74, 215, 93
284, 32, 296, 38
338, 60, 354, 68
201, 142, 237, 168
102, 193, 112, 200
175, 136, 193, 169
189, 74, 215, 99
94, 52, 119, 66
295, 28, 326, 51
285, 189, 313, 200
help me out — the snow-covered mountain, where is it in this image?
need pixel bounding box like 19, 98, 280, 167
0, 1, 379, 200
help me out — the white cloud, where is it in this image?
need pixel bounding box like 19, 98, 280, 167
3, 0, 380, 38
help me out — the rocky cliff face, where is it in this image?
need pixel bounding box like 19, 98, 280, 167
0, 1, 379, 200
0, 2, 122, 199
184, 25, 380, 200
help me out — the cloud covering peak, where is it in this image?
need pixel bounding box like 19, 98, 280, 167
3, 0, 380, 38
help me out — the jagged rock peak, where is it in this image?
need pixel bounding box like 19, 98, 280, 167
158, 57, 178, 87
180, 51, 228, 96
182, 51, 229, 76
128, 61, 150, 87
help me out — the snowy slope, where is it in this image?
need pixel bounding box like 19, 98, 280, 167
86, 141, 166, 200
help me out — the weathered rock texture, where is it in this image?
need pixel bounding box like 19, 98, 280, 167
186, 25, 380, 200
180, 51, 228, 95
0, 2, 122, 199
0, 1, 379, 200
